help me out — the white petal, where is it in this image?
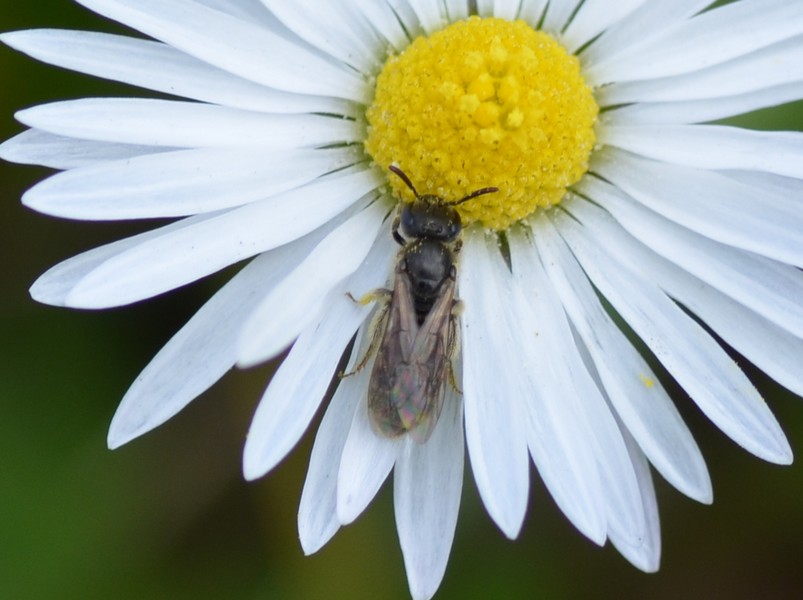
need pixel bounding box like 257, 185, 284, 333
600, 125, 803, 179
260, 0, 380, 74
97, 172, 368, 309
573, 197, 803, 400
385, 0, 423, 38
237, 201, 387, 367
582, 0, 711, 68
460, 231, 530, 539
16, 99, 359, 149
517, 223, 648, 546
531, 207, 712, 504
587, 0, 803, 85
517, 0, 548, 26
29, 213, 216, 306
243, 302, 360, 480
243, 231, 397, 479
553, 211, 793, 465
337, 379, 402, 525
609, 428, 661, 573
108, 241, 304, 448
404, 0, 448, 34
726, 169, 803, 197
25, 146, 360, 220
507, 232, 607, 545
541, 0, 583, 34
76, 0, 368, 101
562, 0, 647, 54
394, 389, 464, 600
0, 129, 171, 170
348, 0, 411, 52
589, 150, 803, 267
602, 81, 803, 125
476, 0, 519, 20
443, 0, 470, 22
297, 343, 363, 554
585, 164, 803, 339
598, 36, 803, 106
0, 30, 355, 116
194, 0, 274, 25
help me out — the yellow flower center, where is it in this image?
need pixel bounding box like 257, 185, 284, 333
365, 17, 598, 230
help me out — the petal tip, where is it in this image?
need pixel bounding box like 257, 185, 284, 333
242, 451, 268, 482
29, 281, 67, 307
335, 495, 359, 526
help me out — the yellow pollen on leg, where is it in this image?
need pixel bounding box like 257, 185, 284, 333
365, 17, 599, 230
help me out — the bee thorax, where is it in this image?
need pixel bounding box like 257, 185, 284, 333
402, 240, 453, 321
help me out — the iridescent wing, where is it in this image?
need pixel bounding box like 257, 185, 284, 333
367, 267, 455, 443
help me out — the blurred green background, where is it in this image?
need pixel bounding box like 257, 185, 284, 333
1, 2, 802, 599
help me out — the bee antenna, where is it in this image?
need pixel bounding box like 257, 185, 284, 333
453, 186, 500, 206
388, 165, 420, 199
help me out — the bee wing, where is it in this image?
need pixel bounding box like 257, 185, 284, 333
367, 268, 420, 437
400, 275, 455, 444
368, 271, 456, 443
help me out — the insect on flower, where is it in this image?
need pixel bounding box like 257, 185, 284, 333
347, 166, 498, 443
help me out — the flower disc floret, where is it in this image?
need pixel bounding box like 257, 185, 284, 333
366, 17, 599, 230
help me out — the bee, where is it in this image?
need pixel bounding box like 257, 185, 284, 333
350, 166, 498, 443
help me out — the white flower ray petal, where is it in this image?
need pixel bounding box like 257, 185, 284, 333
609, 427, 661, 573
541, 0, 582, 34
0, 30, 355, 116
553, 212, 792, 465
586, 160, 803, 339
0, 129, 172, 170
75, 0, 368, 101
586, 0, 803, 85
562, 0, 647, 54
589, 150, 803, 267
476, 0, 519, 21
260, 0, 380, 74
460, 231, 530, 539
24, 147, 360, 220
59, 168, 372, 309
598, 35, 803, 106
29, 213, 216, 307
516, 225, 647, 546
581, 0, 711, 68
337, 382, 402, 525
297, 342, 363, 555
16, 99, 360, 149
404, 0, 448, 34
571, 197, 803, 400
603, 81, 803, 126
108, 240, 310, 448
600, 125, 803, 179
237, 201, 387, 367
394, 388, 464, 600
443, 0, 470, 22
506, 232, 607, 544
243, 230, 397, 479
517, 0, 548, 26
531, 211, 711, 504
348, 0, 411, 51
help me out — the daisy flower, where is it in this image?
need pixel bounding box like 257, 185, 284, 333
3, 0, 802, 598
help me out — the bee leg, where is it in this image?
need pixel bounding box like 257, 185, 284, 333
346, 288, 391, 306
339, 291, 392, 378
391, 211, 405, 246
446, 303, 463, 393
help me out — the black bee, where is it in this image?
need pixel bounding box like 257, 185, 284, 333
355, 165, 498, 442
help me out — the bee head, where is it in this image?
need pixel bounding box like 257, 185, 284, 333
389, 165, 499, 241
